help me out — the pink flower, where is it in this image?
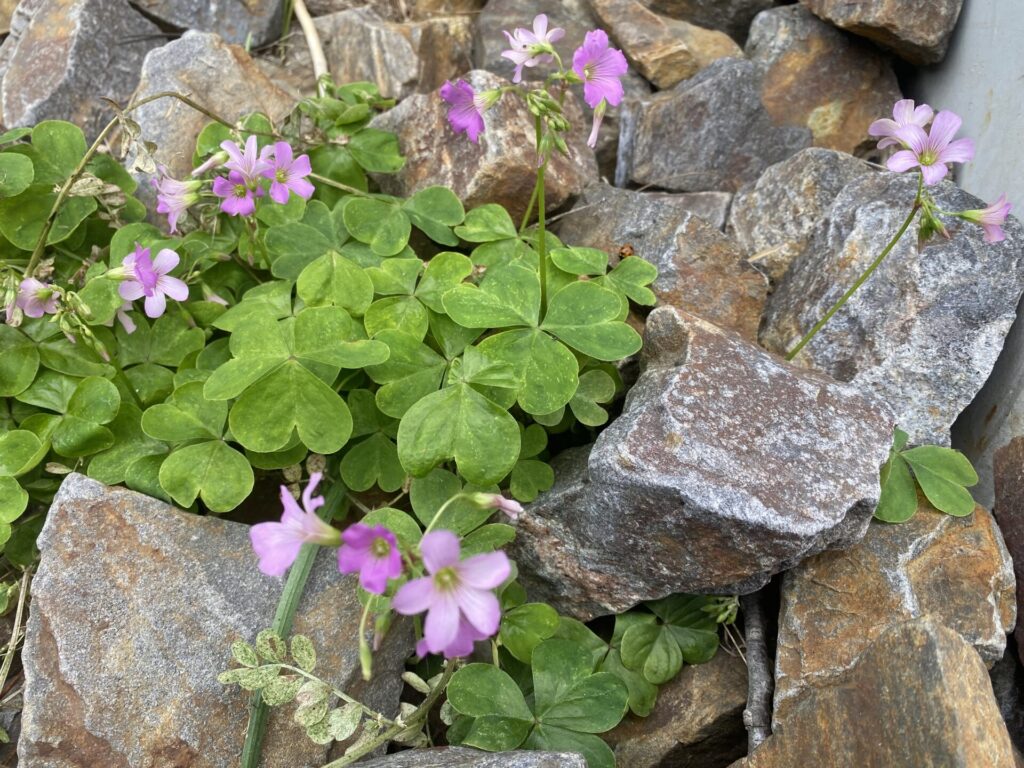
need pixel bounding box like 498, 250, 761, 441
392, 530, 510, 658
250, 473, 341, 577
889, 110, 975, 186
573, 30, 627, 149
192, 150, 228, 177
470, 492, 523, 521
212, 170, 262, 217
259, 142, 315, 205
440, 80, 490, 144
118, 243, 189, 319
221, 136, 271, 184
338, 523, 403, 594
963, 194, 1012, 244
501, 14, 565, 83
869, 99, 934, 150
16, 278, 59, 318
152, 166, 200, 234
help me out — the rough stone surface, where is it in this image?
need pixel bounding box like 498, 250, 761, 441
800, 0, 965, 65
732, 620, 1017, 768
129, 32, 295, 198
774, 503, 1016, 722
0, 0, 161, 140
554, 184, 766, 340
761, 171, 1024, 447
605, 650, 748, 768
728, 148, 872, 283
640, 0, 777, 41
989, 639, 1024, 757
511, 307, 894, 618
131, 0, 284, 46
587, 0, 742, 89
994, 436, 1024, 651
370, 70, 598, 223
19, 474, 410, 768
616, 58, 812, 193
746, 5, 901, 155
0, 0, 20, 34
310, 0, 484, 20
359, 748, 587, 767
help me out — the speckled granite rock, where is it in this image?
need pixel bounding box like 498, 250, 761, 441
555, 184, 765, 339
732, 620, 1016, 768
616, 58, 811, 193
0, 0, 161, 139
131, 0, 284, 46
746, 5, 901, 154
0, 0, 21, 34
370, 70, 597, 223
761, 172, 1024, 447
19, 474, 410, 768
605, 651, 747, 768
309, 0, 485, 18
728, 148, 872, 283
511, 307, 894, 618
587, 0, 742, 89
774, 504, 1016, 722
640, 0, 777, 41
359, 748, 587, 767
799, 0, 964, 65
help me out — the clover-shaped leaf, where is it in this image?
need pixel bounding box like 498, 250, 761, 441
446, 664, 534, 752
600, 612, 659, 717
541, 281, 642, 361
296, 251, 374, 316
340, 432, 404, 492
409, 468, 497, 535
41, 376, 121, 458
87, 402, 166, 485
597, 256, 658, 306
569, 369, 617, 427
116, 313, 205, 368
477, 328, 577, 416
499, 602, 559, 663
365, 330, 447, 418
443, 263, 541, 329
454, 204, 518, 243
0, 324, 39, 397
402, 185, 464, 246
620, 595, 719, 685
343, 196, 411, 257
509, 424, 553, 502
550, 246, 608, 276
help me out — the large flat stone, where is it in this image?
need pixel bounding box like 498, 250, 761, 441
639, 0, 777, 41
761, 171, 1024, 446
0, 0, 161, 139
732, 620, 1016, 768
19, 474, 410, 767
511, 307, 894, 618
774, 503, 1016, 722
131, 0, 284, 47
359, 748, 587, 767
994, 436, 1024, 651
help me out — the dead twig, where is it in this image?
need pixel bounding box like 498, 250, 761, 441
740, 590, 773, 754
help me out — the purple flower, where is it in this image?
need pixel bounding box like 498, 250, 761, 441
260, 142, 315, 205
221, 136, 271, 184
501, 14, 565, 83
16, 278, 58, 318
192, 150, 228, 177
250, 473, 341, 577
572, 30, 627, 148
889, 110, 975, 186
963, 194, 1012, 244
440, 80, 489, 144
212, 171, 262, 217
338, 523, 403, 594
392, 530, 510, 658
152, 166, 200, 234
868, 99, 934, 150
469, 492, 523, 521
118, 243, 189, 319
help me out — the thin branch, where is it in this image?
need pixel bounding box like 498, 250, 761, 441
740, 590, 773, 754
293, 0, 329, 92
0, 569, 31, 698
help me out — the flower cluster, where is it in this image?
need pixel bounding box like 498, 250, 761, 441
250, 476, 520, 659
439, 14, 627, 149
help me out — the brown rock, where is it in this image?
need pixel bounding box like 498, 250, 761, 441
746, 5, 901, 154
308, 0, 484, 20
799, 0, 965, 65
370, 69, 597, 223
994, 436, 1024, 650
587, 0, 742, 89
359, 747, 587, 767
605, 651, 748, 768
0, 0, 19, 34
774, 503, 1016, 722
19, 474, 410, 767
733, 620, 1016, 768
555, 184, 766, 340
640, 0, 777, 41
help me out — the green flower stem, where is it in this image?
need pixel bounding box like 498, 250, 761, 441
519, 180, 540, 234
321, 660, 459, 768
785, 176, 923, 362
273, 663, 398, 727
534, 116, 549, 315
309, 172, 374, 199
421, 492, 471, 537
357, 599, 374, 681
241, 479, 349, 768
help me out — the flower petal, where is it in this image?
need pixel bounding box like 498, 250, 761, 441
118, 281, 145, 301
937, 137, 975, 165
927, 110, 962, 151
152, 248, 179, 275
157, 276, 189, 302
420, 530, 461, 573
423, 591, 461, 653
920, 161, 949, 186
457, 551, 511, 589
143, 292, 167, 318
360, 556, 394, 594
455, 586, 501, 636
250, 522, 303, 576
392, 576, 436, 615
886, 150, 920, 174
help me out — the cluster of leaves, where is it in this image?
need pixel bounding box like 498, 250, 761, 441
875, 427, 979, 522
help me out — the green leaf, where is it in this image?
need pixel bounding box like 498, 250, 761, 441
231, 639, 259, 667
906, 459, 977, 516
462, 716, 532, 752
14, 369, 78, 412
477, 328, 578, 416
32, 120, 86, 178
0, 153, 34, 196
408, 469, 496, 535
38, 334, 111, 377
902, 445, 979, 486
256, 629, 288, 662
447, 663, 533, 721
892, 427, 910, 452
649, 594, 720, 664
158, 439, 254, 512
397, 383, 520, 485
262, 676, 302, 706
569, 369, 617, 427
364, 296, 429, 340
0, 478, 28, 525
598, 256, 658, 306
66, 376, 120, 423
0, 430, 42, 477
0, 325, 39, 396
461, 523, 516, 556
365, 330, 446, 418
416, 252, 473, 313
524, 726, 617, 768
142, 381, 227, 441
87, 402, 167, 484
600, 647, 658, 717
291, 634, 317, 672
296, 251, 374, 315
874, 453, 918, 523
78, 276, 124, 326
509, 459, 554, 503
549, 246, 608, 276
348, 128, 404, 173
328, 703, 363, 741
500, 603, 559, 663
540, 673, 629, 733
340, 433, 405, 492
531, 638, 597, 716
360, 506, 421, 550
621, 621, 682, 685
266, 223, 334, 279
343, 197, 410, 257
542, 281, 642, 360
403, 186, 464, 246
443, 263, 540, 329
455, 204, 518, 243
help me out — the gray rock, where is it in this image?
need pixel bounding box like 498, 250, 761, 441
616, 58, 812, 193
640, 0, 777, 41
511, 307, 894, 618
746, 5, 902, 155
19, 474, 410, 767
761, 171, 1024, 447
359, 747, 587, 767
728, 148, 873, 283
131, 0, 285, 47
800, 0, 965, 65
370, 69, 597, 223
988, 641, 1024, 756
128, 31, 295, 200
554, 183, 766, 340
993, 437, 1024, 652
774, 503, 1016, 722
0, 0, 162, 139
